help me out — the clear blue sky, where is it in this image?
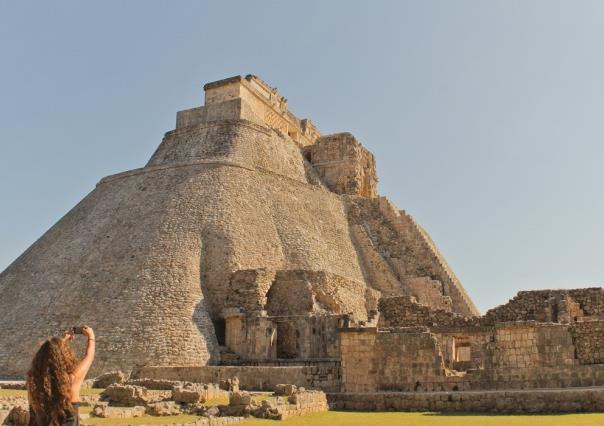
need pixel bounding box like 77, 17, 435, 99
1, 1, 603, 313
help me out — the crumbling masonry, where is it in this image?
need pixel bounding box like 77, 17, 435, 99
1, 75, 603, 413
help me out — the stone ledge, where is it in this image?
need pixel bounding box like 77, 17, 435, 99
328, 387, 604, 413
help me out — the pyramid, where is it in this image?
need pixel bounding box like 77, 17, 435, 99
0, 75, 478, 378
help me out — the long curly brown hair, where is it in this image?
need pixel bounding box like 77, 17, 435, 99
27, 337, 77, 426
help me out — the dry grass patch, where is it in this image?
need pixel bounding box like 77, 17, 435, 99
242, 411, 604, 426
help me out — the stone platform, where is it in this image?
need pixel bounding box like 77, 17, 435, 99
328, 387, 604, 413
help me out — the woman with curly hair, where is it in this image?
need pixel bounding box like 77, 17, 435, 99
27, 326, 95, 426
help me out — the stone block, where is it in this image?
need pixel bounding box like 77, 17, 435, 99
93, 371, 128, 388
146, 401, 182, 416
100, 384, 151, 406
172, 384, 206, 404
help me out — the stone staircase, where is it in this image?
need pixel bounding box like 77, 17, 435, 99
375, 197, 479, 316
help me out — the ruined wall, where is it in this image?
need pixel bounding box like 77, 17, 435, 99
224, 269, 274, 313
224, 312, 343, 361
378, 296, 479, 328
484, 288, 604, 324
265, 270, 376, 321
131, 364, 340, 392
571, 320, 604, 365
303, 133, 377, 198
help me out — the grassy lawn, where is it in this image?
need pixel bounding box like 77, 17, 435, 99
242, 411, 604, 426
5, 389, 604, 425
83, 414, 204, 425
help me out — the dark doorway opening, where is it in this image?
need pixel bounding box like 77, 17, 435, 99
276, 322, 299, 359
213, 318, 226, 345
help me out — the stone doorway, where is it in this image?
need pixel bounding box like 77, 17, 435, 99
276, 322, 299, 358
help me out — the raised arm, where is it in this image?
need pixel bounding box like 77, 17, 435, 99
72, 326, 95, 381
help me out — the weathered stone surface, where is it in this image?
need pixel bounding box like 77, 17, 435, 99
328, 388, 604, 413
92, 402, 146, 418
172, 384, 206, 404
219, 377, 240, 393
146, 401, 182, 416
229, 391, 252, 406
100, 384, 152, 406
93, 371, 128, 388
274, 384, 297, 396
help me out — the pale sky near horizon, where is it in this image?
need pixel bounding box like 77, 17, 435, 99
1, 1, 603, 313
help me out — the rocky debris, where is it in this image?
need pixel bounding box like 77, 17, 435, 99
100, 384, 152, 406
172, 383, 206, 404
182, 402, 207, 416
0, 409, 9, 424
219, 377, 240, 392
274, 384, 297, 396
0, 397, 29, 425
146, 401, 182, 416
93, 370, 128, 388
92, 401, 146, 418
80, 393, 101, 407
222, 391, 257, 417
205, 405, 221, 417
252, 398, 281, 420
126, 378, 183, 390
5, 405, 29, 425
0, 381, 26, 390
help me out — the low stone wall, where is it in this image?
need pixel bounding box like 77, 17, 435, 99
465, 364, 604, 390
277, 390, 328, 419
131, 365, 340, 392
328, 387, 604, 413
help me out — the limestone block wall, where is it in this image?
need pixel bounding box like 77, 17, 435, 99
328, 388, 604, 413
484, 288, 604, 324
485, 323, 576, 369
378, 296, 480, 328
224, 313, 276, 360
434, 329, 493, 371
340, 328, 446, 393
571, 320, 604, 365
304, 133, 377, 198
147, 120, 308, 184
265, 270, 376, 321
224, 269, 274, 313
131, 365, 341, 392
201, 75, 320, 146
224, 312, 344, 361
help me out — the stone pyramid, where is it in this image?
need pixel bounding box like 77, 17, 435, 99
0, 75, 478, 378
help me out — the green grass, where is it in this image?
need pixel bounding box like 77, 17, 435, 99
241, 411, 604, 426
84, 414, 204, 425
0, 389, 26, 398
6, 388, 604, 425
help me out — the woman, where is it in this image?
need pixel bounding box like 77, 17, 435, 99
27, 326, 95, 426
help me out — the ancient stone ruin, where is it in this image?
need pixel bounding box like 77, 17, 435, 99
1, 75, 604, 414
